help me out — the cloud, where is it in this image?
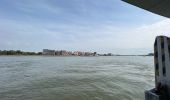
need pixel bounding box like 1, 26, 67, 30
1, 17, 170, 54
0, 0, 168, 54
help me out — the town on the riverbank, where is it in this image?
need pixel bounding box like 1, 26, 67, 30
0, 49, 153, 56
42, 49, 97, 56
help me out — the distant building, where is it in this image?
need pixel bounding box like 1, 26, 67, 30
73, 51, 79, 56
85, 52, 92, 56
43, 49, 55, 55
42, 49, 97, 56
60, 50, 72, 56
55, 50, 61, 56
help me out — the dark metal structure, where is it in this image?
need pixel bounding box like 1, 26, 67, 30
122, 0, 170, 18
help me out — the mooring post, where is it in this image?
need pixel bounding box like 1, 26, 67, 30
145, 36, 170, 100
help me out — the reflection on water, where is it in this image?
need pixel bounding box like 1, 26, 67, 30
0, 56, 154, 100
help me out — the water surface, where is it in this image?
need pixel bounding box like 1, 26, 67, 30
0, 56, 154, 100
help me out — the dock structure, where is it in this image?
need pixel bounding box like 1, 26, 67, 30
122, 0, 170, 18
122, 0, 170, 100
145, 36, 170, 100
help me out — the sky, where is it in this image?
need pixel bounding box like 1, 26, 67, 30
0, 0, 170, 54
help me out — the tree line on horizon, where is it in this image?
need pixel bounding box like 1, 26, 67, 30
0, 50, 154, 56
0, 50, 42, 55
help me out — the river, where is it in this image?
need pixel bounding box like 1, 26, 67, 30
0, 56, 154, 100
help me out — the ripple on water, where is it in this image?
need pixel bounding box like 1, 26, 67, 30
0, 56, 154, 100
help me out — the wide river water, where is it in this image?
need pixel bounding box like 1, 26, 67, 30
0, 56, 154, 100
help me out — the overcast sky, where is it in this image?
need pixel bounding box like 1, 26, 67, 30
0, 0, 169, 54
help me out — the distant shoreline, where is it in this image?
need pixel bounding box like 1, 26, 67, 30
0, 55, 153, 57
0, 50, 154, 57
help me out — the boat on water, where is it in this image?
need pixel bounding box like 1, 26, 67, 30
123, 0, 170, 100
